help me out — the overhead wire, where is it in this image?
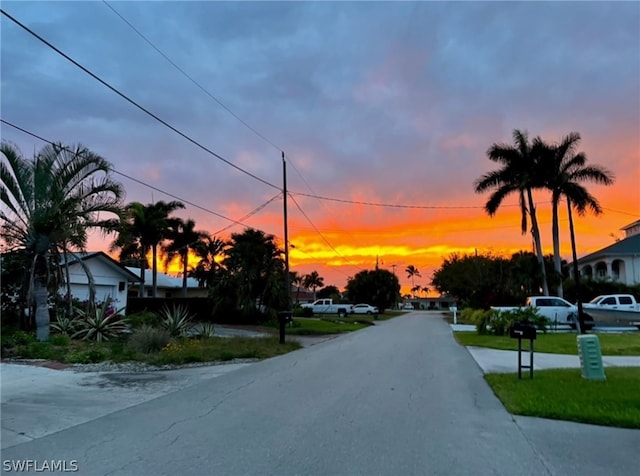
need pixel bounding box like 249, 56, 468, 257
101, 0, 284, 155
288, 193, 364, 271
0, 8, 280, 192
0, 119, 280, 230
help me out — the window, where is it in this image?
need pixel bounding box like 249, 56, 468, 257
602, 297, 616, 305
620, 296, 633, 305
118, 281, 126, 292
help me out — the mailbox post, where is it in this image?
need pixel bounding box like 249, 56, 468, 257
509, 321, 537, 379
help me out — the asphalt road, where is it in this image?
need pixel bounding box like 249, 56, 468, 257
2, 314, 639, 475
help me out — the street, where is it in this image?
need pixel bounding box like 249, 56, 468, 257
2, 314, 638, 475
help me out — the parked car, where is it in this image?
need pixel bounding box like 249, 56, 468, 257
493, 295, 594, 329
352, 304, 378, 315
402, 302, 414, 310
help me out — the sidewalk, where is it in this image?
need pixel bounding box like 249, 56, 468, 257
466, 346, 640, 373
451, 323, 640, 373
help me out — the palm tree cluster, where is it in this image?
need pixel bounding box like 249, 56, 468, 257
475, 129, 614, 299
1, 142, 124, 340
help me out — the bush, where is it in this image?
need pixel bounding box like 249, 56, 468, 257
127, 325, 171, 354
67, 346, 108, 364
72, 300, 128, 343
159, 304, 194, 337
50, 312, 79, 336
192, 322, 215, 338
474, 307, 549, 336
49, 334, 70, 346
126, 311, 161, 329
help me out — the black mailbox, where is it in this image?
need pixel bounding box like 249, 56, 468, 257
509, 321, 537, 340
277, 311, 293, 324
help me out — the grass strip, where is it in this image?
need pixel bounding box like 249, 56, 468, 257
485, 367, 640, 429
454, 331, 640, 355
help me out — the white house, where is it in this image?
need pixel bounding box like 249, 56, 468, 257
575, 220, 640, 285
126, 267, 207, 298
61, 252, 140, 311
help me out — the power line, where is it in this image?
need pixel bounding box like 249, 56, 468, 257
97, 4, 513, 215
0, 118, 278, 230
0, 8, 280, 191
288, 193, 364, 271
101, 0, 284, 154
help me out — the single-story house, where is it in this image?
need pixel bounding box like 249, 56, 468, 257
574, 220, 640, 285
60, 251, 141, 312
126, 267, 208, 298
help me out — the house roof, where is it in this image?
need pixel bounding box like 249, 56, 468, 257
125, 267, 201, 289
577, 233, 640, 264
621, 219, 640, 232
63, 251, 141, 282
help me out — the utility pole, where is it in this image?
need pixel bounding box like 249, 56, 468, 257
280, 151, 291, 343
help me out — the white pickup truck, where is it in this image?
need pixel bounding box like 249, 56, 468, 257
583, 294, 640, 311
300, 299, 353, 317
582, 294, 640, 324
493, 296, 594, 328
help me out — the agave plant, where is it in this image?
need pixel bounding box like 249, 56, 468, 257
50, 311, 79, 337
195, 322, 215, 338
159, 304, 194, 337
72, 299, 127, 343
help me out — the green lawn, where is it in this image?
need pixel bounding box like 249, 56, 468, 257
284, 318, 369, 335
454, 331, 640, 355
486, 368, 640, 429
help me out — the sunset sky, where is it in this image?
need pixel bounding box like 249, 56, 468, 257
2, 1, 639, 295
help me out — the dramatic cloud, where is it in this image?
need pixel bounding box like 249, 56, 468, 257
2, 1, 638, 292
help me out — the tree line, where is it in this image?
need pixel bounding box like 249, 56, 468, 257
0, 128, 618, 339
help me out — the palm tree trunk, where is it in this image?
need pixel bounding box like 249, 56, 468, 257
152, 245, 158, 298
526, 188, 549, 296
34, 276, 50, 341
568, 198, 586, 334
182, 251, 188, 298
551, 196, 563, 297
139, 250, 146, 297
63, 247, 73, 317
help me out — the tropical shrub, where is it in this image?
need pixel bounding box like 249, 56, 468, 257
127, 325, 171, 354
475, 307, 548, 336
193, 322, 215, 338
72, 299, 128, 343
126, 311, 161, 329
50, 312, 79, 336
159, 304, 194, 337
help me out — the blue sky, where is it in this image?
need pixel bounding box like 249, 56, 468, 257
2, 1, 639, 289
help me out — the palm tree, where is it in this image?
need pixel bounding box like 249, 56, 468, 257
191, 235, 226, 288
111, 200, 184, 297
223, 228, 286, 315
474, 129, 549, 295
1, 141, 123, 340
289, 271, 304, 304
163, 218, 209, 297
411, 284, 421, 298
303, 271, 324, 301
405, 265, 421, 291
538, 133, 614, 297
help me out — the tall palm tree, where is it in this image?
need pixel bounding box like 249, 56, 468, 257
405, 265, 421, 291
303, 271, 324, 301
163, 218, 209, 297
474, 129, 549, 295
111, 200, 184, 297
538, 133, 614, 297
223, 228, 286, 315
289, 271, 304, 304
1, 141, 123, 340
191, 235, 226, 288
